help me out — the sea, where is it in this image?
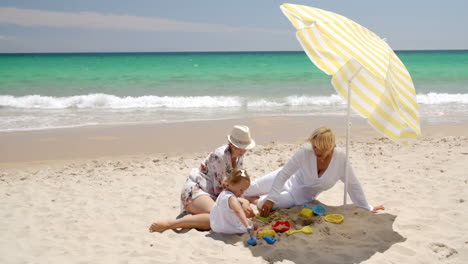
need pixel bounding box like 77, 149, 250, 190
1, 50, 467, 132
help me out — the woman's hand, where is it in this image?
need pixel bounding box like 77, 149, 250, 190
372, 205, 385, 213
238, 198, 255, 218
260, 200, 274, 217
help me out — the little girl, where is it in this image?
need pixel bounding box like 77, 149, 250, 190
210, 168, 255, 234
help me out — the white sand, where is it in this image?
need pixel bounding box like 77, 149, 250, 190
1, 121, 467, 263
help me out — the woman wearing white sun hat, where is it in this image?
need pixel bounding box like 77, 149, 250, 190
150, 125, 255, 232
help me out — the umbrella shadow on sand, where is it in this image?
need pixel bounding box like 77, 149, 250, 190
208, 204, 405, 264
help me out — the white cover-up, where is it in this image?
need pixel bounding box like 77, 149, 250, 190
244, 144, 373, 211
180, 144, 244, 211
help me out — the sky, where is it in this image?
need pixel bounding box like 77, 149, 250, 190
0, 0, 467, 53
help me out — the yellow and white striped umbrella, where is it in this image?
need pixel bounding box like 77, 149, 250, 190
281, 3, 421, 144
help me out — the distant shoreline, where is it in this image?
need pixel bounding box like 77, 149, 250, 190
1, 114, 467, 164
1, 49, 468, 55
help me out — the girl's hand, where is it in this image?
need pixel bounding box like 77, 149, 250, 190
260, 200, 274, 217
246, 225, 255, 235
238, 198, 255, 218
372, 205, 385, 213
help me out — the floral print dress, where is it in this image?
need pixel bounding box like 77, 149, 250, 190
180, 144, 243, 211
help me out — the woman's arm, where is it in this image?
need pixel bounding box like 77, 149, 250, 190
264, 148, 303, 204
341, 157, 383, 212
260, 148, 304, 216
204, 150, 227, 195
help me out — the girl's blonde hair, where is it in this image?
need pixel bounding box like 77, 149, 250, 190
308, 126, 335, 151
223, 168, 251, 188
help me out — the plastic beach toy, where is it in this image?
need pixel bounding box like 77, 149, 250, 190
324, 214, 344, 224
286, 226, 313, 235
247, 234, 257, 246
303, 204, 326, 215
300, 208, 313, 218
272, 220, 291, 232
262, 235, 277, 244
257, 227, 276, 238
256, 215, 270, 221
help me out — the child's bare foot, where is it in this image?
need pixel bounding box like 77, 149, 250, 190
149, 221, 171, 232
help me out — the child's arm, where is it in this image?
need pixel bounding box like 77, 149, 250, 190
237, 197, 255, 218
228, 196, 252, 232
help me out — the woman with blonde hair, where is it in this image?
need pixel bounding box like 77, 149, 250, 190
243, 126, 384, 217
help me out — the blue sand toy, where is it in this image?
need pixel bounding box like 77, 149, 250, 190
247, 234, 257, 246
303, 204, 326, 215
262, 235, 277, 244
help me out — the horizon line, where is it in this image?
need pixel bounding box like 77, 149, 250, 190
1, 49, 468, 55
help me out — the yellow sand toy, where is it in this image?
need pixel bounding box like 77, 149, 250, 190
286, 226, 313, 235
324, 214, 344, 224
257, 227, 276, 238
300, 208, 313, 218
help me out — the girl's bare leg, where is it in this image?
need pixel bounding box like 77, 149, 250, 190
149, 195, 214, 233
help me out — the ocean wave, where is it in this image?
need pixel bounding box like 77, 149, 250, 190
248, 95, 344, 107
0, 94, 241, 109
1, 93, 467, 109
416, 93, 468, 104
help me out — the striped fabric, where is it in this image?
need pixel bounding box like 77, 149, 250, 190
281, 3, 421, 144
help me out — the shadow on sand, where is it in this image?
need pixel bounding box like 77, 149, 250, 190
207, 205, 405, 264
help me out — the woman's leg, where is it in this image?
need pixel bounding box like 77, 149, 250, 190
185, 194, 215, 214
149, 213, 210, 232
243, 168, 282, 197
149, 194, 214, 233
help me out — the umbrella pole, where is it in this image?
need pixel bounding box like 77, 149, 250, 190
343, 65, 362, 208
343, 81, 352, 208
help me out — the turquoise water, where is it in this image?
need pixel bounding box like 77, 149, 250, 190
1, 51, 467, 131
0, 52, 331, 97
398, 50, 468, 94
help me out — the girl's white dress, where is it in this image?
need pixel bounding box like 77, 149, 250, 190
210, 190, 247, 234
243, 144, 373, 211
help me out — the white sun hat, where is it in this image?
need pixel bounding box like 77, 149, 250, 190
227, 125, 256, 150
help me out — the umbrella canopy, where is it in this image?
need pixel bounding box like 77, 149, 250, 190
280, 3, 421, 144
280, 3, 421, 207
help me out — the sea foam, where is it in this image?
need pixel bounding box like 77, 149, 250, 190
0, 93, 467, 109
416, 93, 468, 104
0, 94, 241, 109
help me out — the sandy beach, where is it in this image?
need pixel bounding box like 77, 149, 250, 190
1, 116, 467, 264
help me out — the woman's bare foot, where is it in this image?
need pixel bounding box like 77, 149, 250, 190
149, 221, 171, 232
